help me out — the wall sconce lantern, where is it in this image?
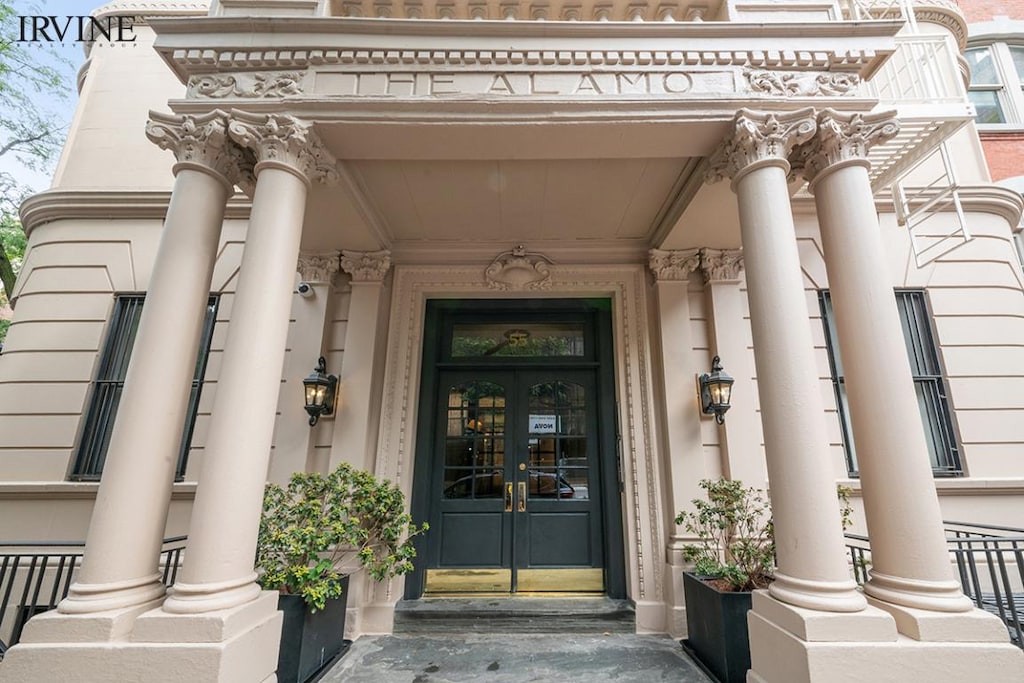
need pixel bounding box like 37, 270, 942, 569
700, 355, 734, 425
303, 356, 337, 426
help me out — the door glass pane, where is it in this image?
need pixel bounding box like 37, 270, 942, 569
527, 381, 589, 500
443, 381, 505, 499
451, 323, 585, 357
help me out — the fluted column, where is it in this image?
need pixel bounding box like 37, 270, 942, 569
795, 110, 972, 613
162, 113, 338, 614
58, 111, 245, 616
706, 109, 865, 613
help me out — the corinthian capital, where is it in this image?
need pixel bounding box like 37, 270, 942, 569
790, 109, 900, 184
699, 248, 744, 283
297, 251, 341, 283
706, 108, 817, 184
227, 111, 339, 185
145, 110, 253, 189
340, 250, 392, 282
648, 248, 700, 281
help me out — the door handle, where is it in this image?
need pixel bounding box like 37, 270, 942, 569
505, 482, 513, 512
517, 481, 527, 512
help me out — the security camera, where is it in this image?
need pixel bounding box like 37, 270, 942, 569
297, 282, 314, 298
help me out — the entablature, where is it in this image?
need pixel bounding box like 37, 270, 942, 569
151, 17, 902, 111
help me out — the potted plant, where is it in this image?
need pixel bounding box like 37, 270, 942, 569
257, 462, 428, 683
675, 478, 773, 683
676, 480, 854, 683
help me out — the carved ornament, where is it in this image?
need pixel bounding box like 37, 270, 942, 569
340, 249, 392, 282
145, 110, 254, 189
706, 108, 817, 184
484, 245, 553, 290
790, 109, 900, 185
745, 70, 860, 98
647, 248, 700, 281
297, 251, 342, 283
227, 112, 338, 185
187, 72, 304, 99
699, 248, 743, 282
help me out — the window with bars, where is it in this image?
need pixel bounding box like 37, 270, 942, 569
819, 290, 961, 476
966, 43, 1024, 126
72, 294, 218, 480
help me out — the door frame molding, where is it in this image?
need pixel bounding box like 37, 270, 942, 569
412, 302, 618, 597
369, 263, 667, 627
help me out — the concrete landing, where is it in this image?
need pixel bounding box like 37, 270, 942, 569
393, 597, 636, 634
318, 634, 713, 682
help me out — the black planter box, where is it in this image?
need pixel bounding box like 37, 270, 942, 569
681, 572, 753, 683
276, 578, 350, 683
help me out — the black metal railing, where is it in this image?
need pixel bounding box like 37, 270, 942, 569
845, 521, 1023, 649
0, 536, 186, 659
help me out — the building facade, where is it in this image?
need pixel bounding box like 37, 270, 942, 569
1, 0, 1023, 680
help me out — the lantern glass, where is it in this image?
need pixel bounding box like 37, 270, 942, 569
700, 356, 734, 424
302, 357, 337, 426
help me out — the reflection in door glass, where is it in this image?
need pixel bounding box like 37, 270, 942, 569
443, 381, 505, 499
451, 323, 585, 357
527, 381, 588, 500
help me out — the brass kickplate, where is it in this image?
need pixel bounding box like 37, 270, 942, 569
425, 569, 512, 593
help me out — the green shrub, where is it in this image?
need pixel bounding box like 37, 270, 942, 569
256, 462, 428, 611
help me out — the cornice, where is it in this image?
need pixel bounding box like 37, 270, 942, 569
92, 1, 211, 19
910, 1, 967, 51
151, 15, 903, 40
791, 184, 1024, 227
151, 17, 900, 81
839, 477, 1024, 497
0, 481, 198, 501
19, 190, 253, 236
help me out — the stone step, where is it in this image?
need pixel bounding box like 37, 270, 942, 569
392, 597, 636, 634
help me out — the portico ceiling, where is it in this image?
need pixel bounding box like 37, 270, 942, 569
349, 157, 692, 242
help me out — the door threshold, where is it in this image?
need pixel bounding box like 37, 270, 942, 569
423, 592, 606, 598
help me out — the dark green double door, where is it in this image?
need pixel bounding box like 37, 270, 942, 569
424, 368, 605, 593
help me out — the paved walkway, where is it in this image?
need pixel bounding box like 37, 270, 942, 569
319, 633, 714, 683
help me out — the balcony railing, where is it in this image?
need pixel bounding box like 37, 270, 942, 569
0, 536, 186, 659
846, 522, 1024, 649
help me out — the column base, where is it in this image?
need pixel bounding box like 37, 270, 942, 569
866, 596, 1013, 641
0, 592, 283, 683
747, 591, 1024, 683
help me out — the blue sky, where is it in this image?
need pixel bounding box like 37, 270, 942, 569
2, 1, 96, 194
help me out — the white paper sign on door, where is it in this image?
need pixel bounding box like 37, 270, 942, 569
529, 414, 558, 434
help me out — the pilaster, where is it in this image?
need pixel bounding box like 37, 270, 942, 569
647, 248, 703, 636
698, 247, 764, 487
267, 251, 342, 484
330, 250, 393, 476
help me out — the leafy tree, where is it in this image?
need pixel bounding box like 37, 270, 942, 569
0, 0, 75, 341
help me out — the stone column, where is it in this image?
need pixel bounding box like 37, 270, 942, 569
329, 249, 392, 475
161, 113, 338, 615
706, 109, 865, 613
647, 248, 706, 636
57, 111, 244, 618
698, 248, 765, 487
794, 110, 974, 616
267, 251, 341, 484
